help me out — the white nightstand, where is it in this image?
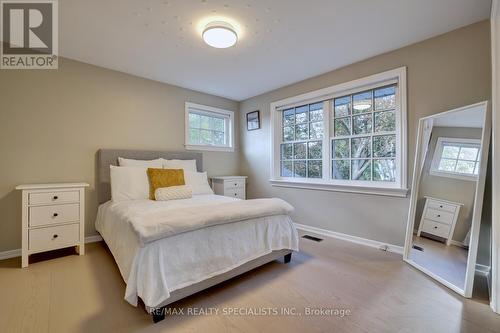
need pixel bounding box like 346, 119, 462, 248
417, 196, 463, 245
16, 183, 89, 268
211, 176, 247, 200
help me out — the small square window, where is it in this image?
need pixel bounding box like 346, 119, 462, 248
352, 91, 372, 114
430, 137, 481, 180
308, 141, 322, 159
353, 114, 372, 134
373, 159, 396, 182
186, 102, 234, 152
295, 124, 309, 140
281, 143, 293, 160
334, 96, 351, 117
374, 85, 396, 110
308, 161, 322, 178
374, 110, 395, 132
294, 142, 307, 159
351, 159, 371, 180
334, 117, 351, 136
333, 139, 349, 159
295, 105, 309, 123
333, 160, 350, 180
294, 160, 307, 177
283, 108, 295, 126
351, 137, 371, 158
373, 135, 396, 157
281, 161, 293, 177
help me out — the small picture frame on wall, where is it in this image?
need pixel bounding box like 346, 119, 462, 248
246, 110, 260, 131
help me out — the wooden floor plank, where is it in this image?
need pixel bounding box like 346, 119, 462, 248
0, 230, 499, 333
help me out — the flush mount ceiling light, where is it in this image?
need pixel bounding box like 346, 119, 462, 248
353, 103, 371, 111
202, 21, 238, 48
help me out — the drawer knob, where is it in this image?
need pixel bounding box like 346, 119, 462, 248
437, 215, 441, 217
53, 196, 58, 200
439, 205, 443, 208
53, 213, 59, 217
434, 226, 438, 229
52, 234, 58, 239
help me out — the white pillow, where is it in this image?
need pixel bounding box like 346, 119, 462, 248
155, 185, 193, 201
110, 166, 149, 202
184, 171, 214, 195
163, 159, 197, 172
118, 157, 163, 168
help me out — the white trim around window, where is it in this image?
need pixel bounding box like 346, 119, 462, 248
185, 102, 235, 152
429, 137, 481, 181
269, 67, 408, 197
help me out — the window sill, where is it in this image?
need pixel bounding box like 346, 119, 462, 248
429, 170, 478, 182
269, 179, 409, 197
185, 144, 234, 152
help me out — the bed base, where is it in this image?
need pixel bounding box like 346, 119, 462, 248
149, 250, 293, 323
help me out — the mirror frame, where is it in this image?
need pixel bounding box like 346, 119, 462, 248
403, 101, 491, 297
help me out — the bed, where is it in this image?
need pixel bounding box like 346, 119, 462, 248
94, 149, 299, 322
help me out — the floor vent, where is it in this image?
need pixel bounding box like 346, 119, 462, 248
302, 235, 323, 242
412, 245, 424, 252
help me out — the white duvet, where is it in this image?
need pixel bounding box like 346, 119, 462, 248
95, 194, 299, 308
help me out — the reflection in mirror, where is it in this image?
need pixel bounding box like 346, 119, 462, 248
404, 102, 490, 297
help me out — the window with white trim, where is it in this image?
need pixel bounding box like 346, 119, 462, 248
271, 68, 407, 196
185, 102, 234, 152
430, 137, 481, 180
281, 102, 324, 178
332, 84, 397, 182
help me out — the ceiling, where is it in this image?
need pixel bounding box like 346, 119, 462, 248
59, 0, 491, 101
433, 104, 486, 129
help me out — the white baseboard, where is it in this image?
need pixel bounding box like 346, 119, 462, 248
449, 240, 468, 249
475, 263, 491, 296
295, 223, 493, 286
294, 223, 404, 255
476, 263, 491, 276
413, 231, 468, 249
0, 234, 103, 261
84, 234, 103, 243
0, 248, 21, 261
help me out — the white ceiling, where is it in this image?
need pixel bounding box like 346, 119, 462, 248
59, 0, 491, 101
433, 104, 486, 128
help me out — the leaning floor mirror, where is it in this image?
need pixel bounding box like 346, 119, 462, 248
403, 101, 491, 297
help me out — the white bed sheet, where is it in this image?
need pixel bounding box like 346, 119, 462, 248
95, 194, 299, 308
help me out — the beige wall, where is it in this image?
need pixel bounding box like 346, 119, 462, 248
0, 21, 491, 254
239, 20, 491, 246
415, 126, 483, 243
0, 58, 239, 252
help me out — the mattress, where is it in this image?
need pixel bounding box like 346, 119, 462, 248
95, 194, 299, 308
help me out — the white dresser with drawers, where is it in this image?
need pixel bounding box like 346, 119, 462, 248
16, 183, 89, 267
211, 176, 247, 200
417, 196, 463, 245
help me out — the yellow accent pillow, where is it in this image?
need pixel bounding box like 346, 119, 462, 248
146, 168, 185, 200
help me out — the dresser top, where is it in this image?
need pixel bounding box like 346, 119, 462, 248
15, 183, 89, 190
211, 176, 247, 180
424, 196, 464, 206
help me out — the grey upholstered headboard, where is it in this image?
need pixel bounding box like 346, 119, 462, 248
96, 149, 203, 204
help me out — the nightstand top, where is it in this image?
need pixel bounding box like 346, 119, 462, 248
211, 176, 247, 180
15, 183, 90, 190
424, 196, 464, 206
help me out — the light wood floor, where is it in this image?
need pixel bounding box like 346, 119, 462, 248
410, 235, 468, 289
1, 231, 499, 333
